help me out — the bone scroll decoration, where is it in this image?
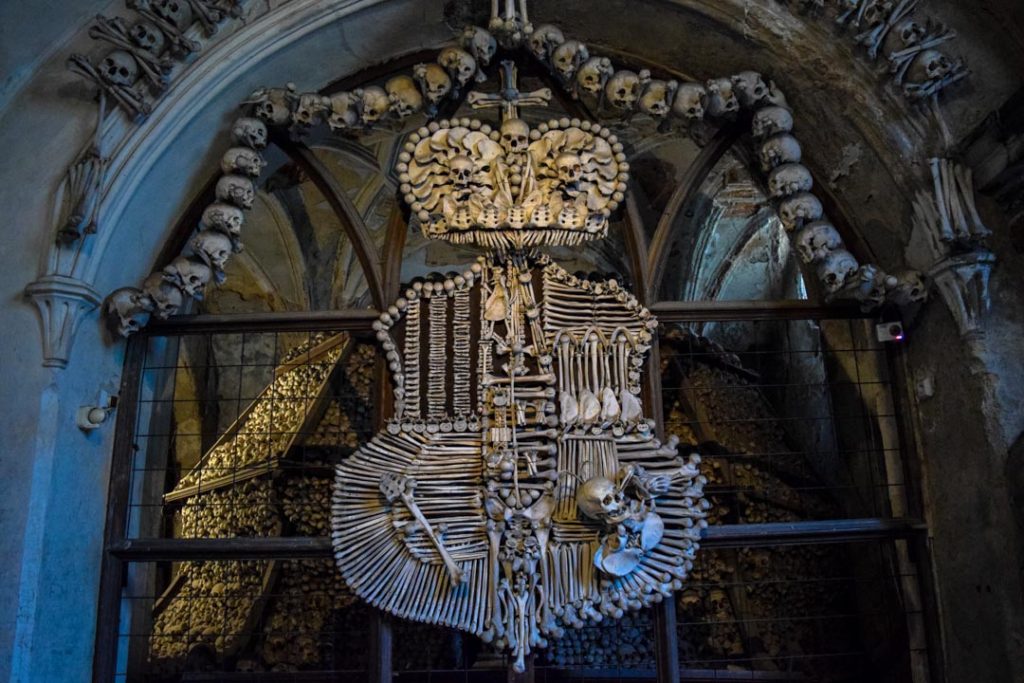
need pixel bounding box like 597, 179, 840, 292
331, 56, 708, 673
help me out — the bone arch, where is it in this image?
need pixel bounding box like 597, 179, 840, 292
103, 18, 923, 336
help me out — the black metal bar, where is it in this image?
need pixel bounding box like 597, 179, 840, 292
651, 300, 867, 322
144, 309, 380, 335
108, 518, 926, 561
92, 336, 146, 683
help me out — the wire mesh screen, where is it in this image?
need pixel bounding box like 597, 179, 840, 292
109, 314, 925, 681
660, 316, 913, 523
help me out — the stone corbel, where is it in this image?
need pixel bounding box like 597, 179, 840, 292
23, 275, 102, 369
907, 158, 995, 339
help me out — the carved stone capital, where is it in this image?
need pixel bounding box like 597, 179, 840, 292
927, 250, 996, 340
24, 275, 102, 369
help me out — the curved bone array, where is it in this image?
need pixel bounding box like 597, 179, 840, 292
332, 256, 708, 672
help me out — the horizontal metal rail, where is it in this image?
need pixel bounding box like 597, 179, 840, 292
110, 518, 925, 561
144, 309, 381, 335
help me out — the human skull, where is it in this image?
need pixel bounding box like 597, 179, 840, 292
639, 79, 678, 118
778, 192, 824, 231
500, 118, 530, 154
292, 93, 330, 127
202, 202, 244, 238
605, 70, 643, 110
356, 86, 389, 125
231, 117, 267, 149
577, 476, 625, 522
708, 588, 729, 615
758, 133, 803, 172
751, 105, 794, 138
385, 75, 423, 117
862, 0, 894, 26
246, 84, 297, 126
449, 155, 474, 189
105, 287, 153, 337
838, 264, 895, 307
731, 71, 768, 107
575, 57, 613, 96
529, 24, 565, 62
328, 91, 359, 130
896, 19, 926, 47
220, 147, 266, 177
461, 26, 497, 74
130, 20, 167, 55
672, 82, 707, 121
551, 40, 589, 82
190, 230, 234, 275
438, 47, 477, 89
414, 63, 452, 107
153, 0, 193, 31
768, 163, 814, 198
888, 269, 928, 306
143, 271, 184, 319
100, 51, 139, 87
216, 174, 255, 209
795, 220, 842, 263
705, 77, 739, 117
817, 249, 859, 294
556, 152, 583, 186
162, 255, 212, 299
911, 49, 953, 83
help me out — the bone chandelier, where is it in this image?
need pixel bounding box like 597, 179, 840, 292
331, 12, 707, 674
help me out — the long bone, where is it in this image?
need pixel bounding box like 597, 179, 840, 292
379, 473, 463, 585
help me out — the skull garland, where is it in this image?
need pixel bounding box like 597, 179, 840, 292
328, 91, 360, 131
751, 105, 794, 139
438, 47, 478, 96
794, 221, 843, 263
105, 287, 153, 337
551, 40, 589, 86
529, 24, 565, 62
575, 57, 614, 98
190, 230, 234, 281
731, 71, 769, 108
231, 117, 268, 149
887, 270, 929, 306
461, 26, 497, 82
293, 93, 331, 128
817, 249, 860, 294
221, 147, 266, 177
357, 86, 391, 125
201, 203, 245, 249
705, 77, 740, 117
758, 133, 803, 172
638, 79, 679, 119
245, 84, 298, 126
142, 271, 184, 319
129, 20, 167, 57
778, 192, 824, 231
768, 163, 814, 198
100, 50, 140, 87
216, 175, 255, 209
671, 82, 708, 121
835, 263, 898, 308
605, 70, 647, 111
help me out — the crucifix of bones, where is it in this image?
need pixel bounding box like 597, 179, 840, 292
331, 41, 709, 674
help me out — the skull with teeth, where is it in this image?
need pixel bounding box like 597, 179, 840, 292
216, 175, 255, 209
556, 152, 583, 189
551, 40, 589, 83
162, 255, 213, 299
605, 70, 644, 110
130, 20, 167, 55
106, 287, 153, 337
143, 271, 184, 319
817, 249, 859, 294
500, 118, 530, 155
575, 56, 614, 97
888, 270, 928, 306
231, 117, 267, 149
768, 163, 814, 198
246, 84, 297, 126
778, 192, 824, 231
190, 230, 234, 276
202, 202, 244, 239
795, 220, 843, 263
705, 77, 739, 117
577, 475, 627, 524
448, 155, 475, 191
438, 47, 477, 91
221, 147, 266, 177
385, 75, 423, 118
639, 79, 678, 118
731, 71, 769, 107
292, 93, 330, 127
672, 82, 707, 121
529, 24, 565, 61
153, 0, 193, 31
100, 50, 139, 87
461, 26, 497, 78
413, 63, 452, 109
357, 86, 390, 125
752, 105, 795, 138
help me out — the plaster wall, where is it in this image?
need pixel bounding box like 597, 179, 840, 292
0, 1, 1022, 681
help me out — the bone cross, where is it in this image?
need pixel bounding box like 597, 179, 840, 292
467, 60, 552, 120
379, 472, 464, 585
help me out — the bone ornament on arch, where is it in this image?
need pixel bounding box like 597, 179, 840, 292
103, 16, 925, 335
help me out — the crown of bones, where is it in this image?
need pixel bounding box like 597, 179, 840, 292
394, 116, 630, 249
